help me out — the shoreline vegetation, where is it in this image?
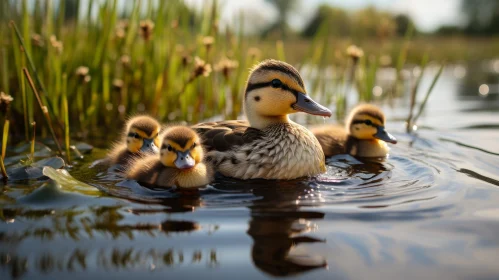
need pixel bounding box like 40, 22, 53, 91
0, 0, 493, 169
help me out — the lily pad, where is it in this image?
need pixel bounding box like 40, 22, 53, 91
74, 142, 93, 154
12, 142, 52, 154
1, 157, 65, 181
4, 143, 53, 166
42, 166, 101, 196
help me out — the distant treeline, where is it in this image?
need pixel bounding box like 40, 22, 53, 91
264, 0, 499, 38
3, 0, 498, 38
437, 0, 499, 35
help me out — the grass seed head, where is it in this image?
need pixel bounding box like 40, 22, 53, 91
193, 57, 212, 78
0, 92, 13, 115
140, 20, 155, 41
346, 45, 364, 63
202, 36, 215, 51
215, 57, 239, 79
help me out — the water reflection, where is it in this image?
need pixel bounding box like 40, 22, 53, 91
0, 248, 219, 278
245, 182, 327, 276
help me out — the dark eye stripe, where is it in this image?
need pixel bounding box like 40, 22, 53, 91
245, 81, 300, 97
352, 120, 378, 127
127, 132, 142, 139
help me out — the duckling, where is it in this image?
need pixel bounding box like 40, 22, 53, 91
311, 104, 397, 158
107, 115, 161, 166
192, 59, 332, 180
126, 126, 214, 189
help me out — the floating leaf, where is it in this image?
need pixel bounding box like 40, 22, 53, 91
43, 166, 101, 196
1, 156, 65, 181
74, 142, 93, 154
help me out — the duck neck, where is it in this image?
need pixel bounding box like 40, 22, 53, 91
246, 111, 290, 130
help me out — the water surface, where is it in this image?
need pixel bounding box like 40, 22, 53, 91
1, 65, 499, 279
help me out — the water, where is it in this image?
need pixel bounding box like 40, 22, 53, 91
1, 65, 499, 279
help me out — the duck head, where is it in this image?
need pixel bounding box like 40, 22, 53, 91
244, 59, 332, 129
125, 115, 161, 154
160, 127, 204, 170
346, 104, 397, 144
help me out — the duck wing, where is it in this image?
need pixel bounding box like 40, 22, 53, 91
192, 120, 263, 152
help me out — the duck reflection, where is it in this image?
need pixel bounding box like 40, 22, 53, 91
241, 180, 328, 276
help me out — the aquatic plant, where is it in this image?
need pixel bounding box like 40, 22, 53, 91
0, 0, 444, 150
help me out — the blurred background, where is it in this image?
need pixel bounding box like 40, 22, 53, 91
0, 0, 498, 143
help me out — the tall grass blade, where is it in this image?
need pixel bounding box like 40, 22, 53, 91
62, 73, 71, 164
412, 64, 444, 126
23, 68, 63, 156
406, 53, 429, 132
1, 120, 9, 160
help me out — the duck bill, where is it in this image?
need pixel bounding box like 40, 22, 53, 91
292, 92, 332, 117
174, 151, 196, 170
140, 139, 159, 153
374, 126, 397, 144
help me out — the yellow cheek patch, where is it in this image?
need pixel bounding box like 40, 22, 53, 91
190, 146, 204, 163
127, 138, 143, 153
160, 149, 177, 167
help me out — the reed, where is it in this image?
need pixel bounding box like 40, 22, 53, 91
0, 116, 9, 181
23, 68, 63, 156
412, 64, 445, 126
0, 0, 444, 143
0, 152, 6, 181
406, 53, 429, 132
30, 122, 36, 160
62, 73, 71, 164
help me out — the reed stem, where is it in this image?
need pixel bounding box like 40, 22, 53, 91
9, 21, 58, 122
30, 122, 36, 160
0, 120, 8, 181
62, 73, 71, 164
406, 53, 429, 132
23, 68, 64, 156
1, 120, 8, 160
412, 64, 444, 126
20, 47, 29, 141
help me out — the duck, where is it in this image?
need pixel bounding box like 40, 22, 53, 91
311, 104, 397, 158
126, 126, 214, 189
192, 59, 332, 180
107, 115, 161, 166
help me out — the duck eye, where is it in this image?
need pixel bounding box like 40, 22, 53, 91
128, 132, 142, 139
167, 145, 173, 152
365, 120, 372, 126
271, 79, 282, 88
191, 143, 197, 149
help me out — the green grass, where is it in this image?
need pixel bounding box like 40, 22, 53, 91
0, 0, 449, 151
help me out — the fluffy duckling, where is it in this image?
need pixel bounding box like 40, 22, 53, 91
192, 59, 332, 180
312, 104, 397, 158
126, 126, 214, 189
107, 115, 161, 165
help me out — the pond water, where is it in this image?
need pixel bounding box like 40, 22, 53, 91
1, 64, 499, 279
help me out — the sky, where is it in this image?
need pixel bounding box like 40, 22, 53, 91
184, 0, 464, 32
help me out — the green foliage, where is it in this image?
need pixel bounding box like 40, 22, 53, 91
303, 5, 399, 40
0, 0, 445, 142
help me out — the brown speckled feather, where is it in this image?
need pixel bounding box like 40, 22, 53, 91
193, 121, 325, 180
192, 120, 263, 152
